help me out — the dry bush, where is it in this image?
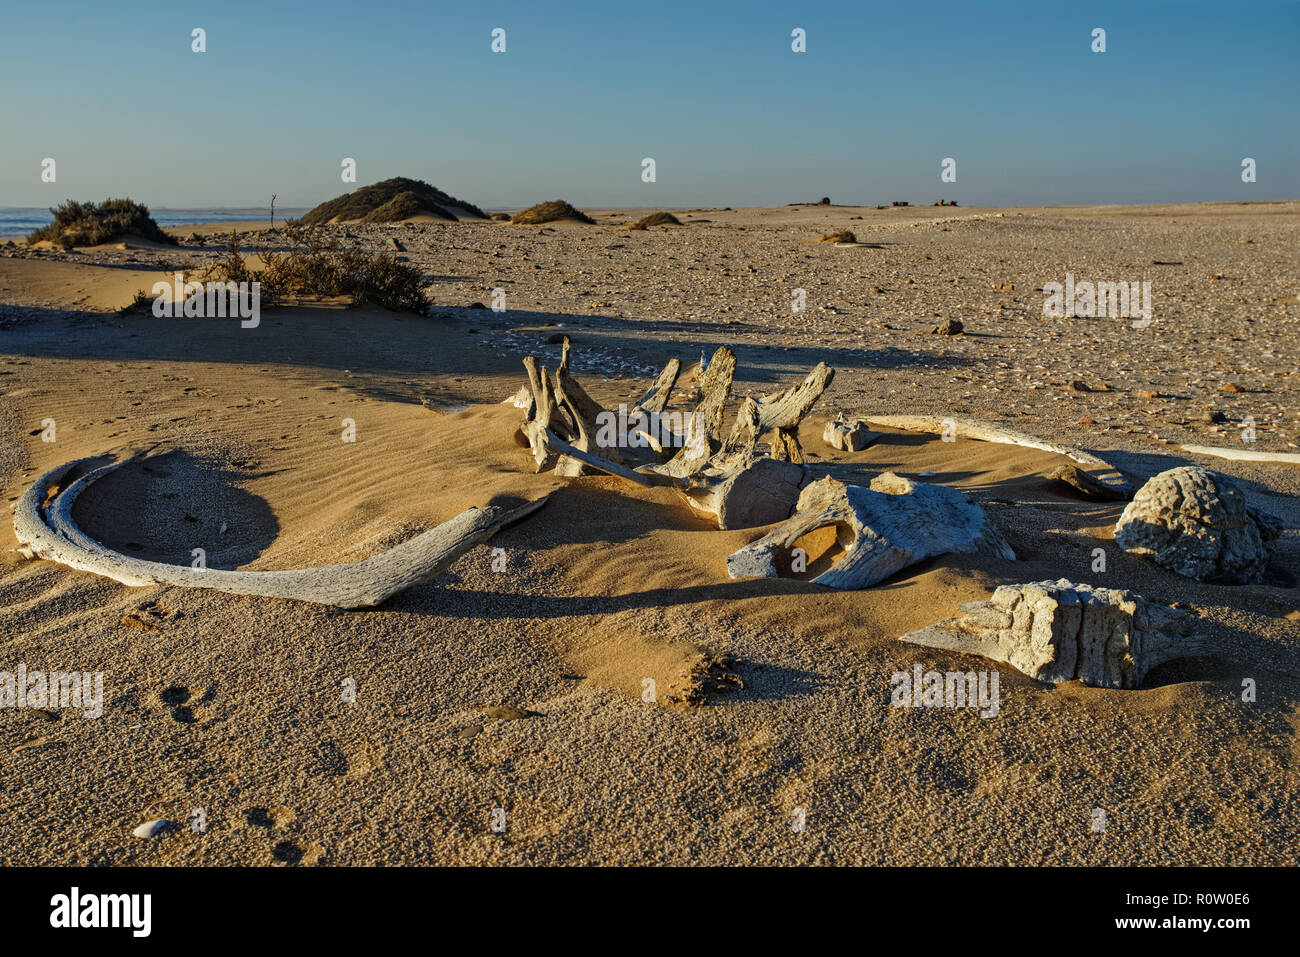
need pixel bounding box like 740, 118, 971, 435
512, 200, 596, 225
200, 226, 429, 313
629, 211, 682, 229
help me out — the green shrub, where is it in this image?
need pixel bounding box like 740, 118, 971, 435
28, 199, 178, 248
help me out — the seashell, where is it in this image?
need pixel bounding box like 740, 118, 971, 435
132, 819, 167, 838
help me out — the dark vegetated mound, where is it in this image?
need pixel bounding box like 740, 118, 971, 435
359, 191, 451, 223
28, 199, 178, 248
199, 226, 428, 313
629, 211, 682, 229
301, 177, 485, 225
512, 200, 596, 225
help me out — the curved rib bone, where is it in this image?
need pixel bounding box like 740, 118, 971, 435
865, 415, 1132, 494
13, 454, 549, 609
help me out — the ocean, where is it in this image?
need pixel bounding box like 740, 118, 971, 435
0, 207, 307, 239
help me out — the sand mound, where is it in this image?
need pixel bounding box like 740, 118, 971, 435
512, 200, 596, 225
629, 212, 682, 229
300, 178, 486, 225
27, 199, 177, 249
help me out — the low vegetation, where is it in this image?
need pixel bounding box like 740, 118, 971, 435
198, 225, 429, 312
512, 200, 596, 225
28, 199, 178, 248
818, 230, 856, 244
629, 211, 682, 229
301, 177, 485, 224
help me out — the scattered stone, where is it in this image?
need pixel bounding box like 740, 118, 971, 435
822, 416, 882, 452
931, 318, 964, 335
1114, 466, 1283, 583
899, 579, 1208, 689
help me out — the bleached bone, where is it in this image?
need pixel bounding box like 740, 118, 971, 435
677, 454, 807, 530
1180, 445, 1300, 465
822, 416, 881, 452
656, 346, 737, 479
13, 453, 548, 610
1114, 466, 1282, 584
899, 579, 1210, 689
633, 357, 682, 415
727, 474, 1014, 588
552, 338, 621, 476
517, 342, 827, 529
865, 415, 1132, 494
725, 362, 834, 463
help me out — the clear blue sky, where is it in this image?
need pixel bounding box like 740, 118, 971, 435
1, 0, 1296, 209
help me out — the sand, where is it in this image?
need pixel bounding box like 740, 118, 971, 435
1, 202, 1297, 865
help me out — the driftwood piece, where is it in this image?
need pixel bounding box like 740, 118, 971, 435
726, 362, 834, 463
727, 474, 1014, 588
865, 415, 1132, 494
13, 453, 549, 610
899, 579, 1209, 689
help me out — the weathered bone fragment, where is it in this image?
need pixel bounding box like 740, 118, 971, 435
678, 454, 807, 530
1114, 466, 1282, 584
517, 342, 829, 529
822, 416, 882, 452
727, 474, 1014, 588
1180, 444, 1300, 465
1044, 463, 1129, 501
633, 357, 682, 416
655, 346, 737, 479
13, 453, 549, 610
865, 415, 1131, 494
898, 579, 1209, 689
725, 362, 834, 463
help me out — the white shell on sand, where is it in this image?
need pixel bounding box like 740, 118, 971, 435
132, 819, 167, 838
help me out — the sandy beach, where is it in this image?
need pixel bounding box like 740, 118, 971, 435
1, 200, 1297, 865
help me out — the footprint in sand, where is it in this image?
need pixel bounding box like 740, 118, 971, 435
244, 805, 323, 865
153, 682, 217, 725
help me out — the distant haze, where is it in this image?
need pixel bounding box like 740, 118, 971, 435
1, 0, 1296, 209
